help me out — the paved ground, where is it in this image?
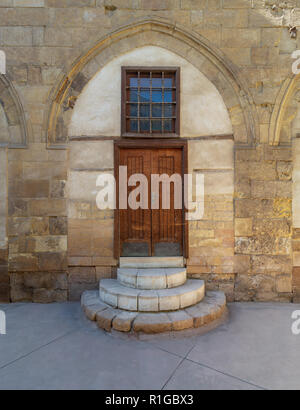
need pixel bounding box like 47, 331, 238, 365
0, 301, 299, 390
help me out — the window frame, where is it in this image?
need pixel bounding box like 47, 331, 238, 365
121, 66, 181, 138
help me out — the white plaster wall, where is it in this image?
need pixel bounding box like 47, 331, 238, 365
188, 139, 234, 196
69, 46, 232, 138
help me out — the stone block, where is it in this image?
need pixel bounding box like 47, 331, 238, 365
140, 0, 180, 9
84, 303, 108, 321
138, 290, 159, 312
31, 218, 49, 235
0, 283, 10, 303
28, 199, 66, 217
38, 252, 67, 271
235, 218, 253, 237
69, 266, 96, 284
133, 313, 172, 334
137, 270, 166, 290
276, 275, 292, 293
96, 267, 112, 280
0, 27, 33, 46
48, 0, 95, 6
69, 256, 92, 267
168, 311, 194, 331
50, 180, 66, 199
157, 289, 180, 311
34, 236, 67, 253
23, 162, 67, 180
33, 289, 67, 303
49, 216, 67, 235
96, 308, 118, 332
222, 28, 260, 48
24, 272, 67, 290
9, 254, 39, 272
10, 283, 33, 302
113, 311, 137, 332
277, 161, 292, 181
117, 289, 138, 311
9, 180, 49, 199
14, 0, 44, 6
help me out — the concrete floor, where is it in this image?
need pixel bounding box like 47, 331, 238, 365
0, 301, 299, 390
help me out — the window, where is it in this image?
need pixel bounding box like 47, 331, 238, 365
121, 67, 180, 137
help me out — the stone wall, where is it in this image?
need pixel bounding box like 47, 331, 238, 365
0, 0, 299, 302
0, 148, 8, 302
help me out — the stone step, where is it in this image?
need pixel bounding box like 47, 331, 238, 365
99, 279, 205, 312
119, 257, 185, 268
81, 290, 227, 334
118, 268, 187, 290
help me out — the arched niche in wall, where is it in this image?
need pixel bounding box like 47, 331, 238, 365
46, 18, 259, 148
69, 45, 233, 139
269, 75, 300, 146
0, 75, 28, 148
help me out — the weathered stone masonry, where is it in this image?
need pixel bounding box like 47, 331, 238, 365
1, 0, 300, 303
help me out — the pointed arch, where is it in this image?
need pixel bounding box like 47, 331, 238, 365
269, 75, 300, 146
46, 17, 259, 148
0, 75, 28, 148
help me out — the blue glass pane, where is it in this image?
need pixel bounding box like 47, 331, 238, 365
130, 104, 138, 117
140, 104, 150, 117
152, 90, 163, 102
152, 104, 162, 118
164, 77, 173, 88
164, 104, 173, 117
130, 120, 138, 132
152, 120, 162, 132
152, 78, 163, 88
140, 120, 150, 132
130, 89, 138, 102
164, 119, 172, 132
140, 77, 150, 87
164, 90, 173, 103
140, 90, 150, 102
130, 78, 138, 87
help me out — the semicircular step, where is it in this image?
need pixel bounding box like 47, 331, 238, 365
81, 290, 227, 334
118, 268, 187, 290
99, 279, 205, 312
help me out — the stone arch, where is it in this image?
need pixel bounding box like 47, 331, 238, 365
69, 45, 233, 138
0, 75, 28, 148
46, 18, 259, 148
269, 75, 300, 146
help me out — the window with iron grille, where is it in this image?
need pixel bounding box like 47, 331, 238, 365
121, 67, 180, 137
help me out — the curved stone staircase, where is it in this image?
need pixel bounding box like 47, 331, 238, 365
81, 263, 227, 334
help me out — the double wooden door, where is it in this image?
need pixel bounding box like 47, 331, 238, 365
119, 147, 184, 257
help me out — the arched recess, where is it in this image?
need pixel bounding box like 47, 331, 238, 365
46, 18, 259, 148
269, 75, 300, 146
0, 75, 28, 148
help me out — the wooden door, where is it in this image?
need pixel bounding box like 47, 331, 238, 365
151, 149, 183, 256
119, 147, 183, 257
120, 149, 152, 257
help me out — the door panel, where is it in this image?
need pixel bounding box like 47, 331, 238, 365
119, 147, 183, 257
151, 149, 183, 256
120, 149, 151, 257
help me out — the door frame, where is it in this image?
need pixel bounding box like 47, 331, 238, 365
114, 139, 189, 260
